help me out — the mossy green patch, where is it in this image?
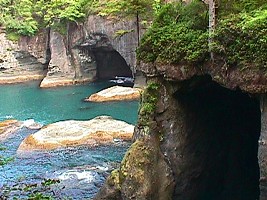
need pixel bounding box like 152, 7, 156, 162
139, 82, 160, 127
6, 32, 20, 42
213, 7, 267, 70
106, 169, 121, 189
119, 139, 153, 185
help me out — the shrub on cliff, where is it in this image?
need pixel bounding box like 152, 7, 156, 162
137, 1, 209, 65
213, 6, 267, 70
137, 0, 267, 70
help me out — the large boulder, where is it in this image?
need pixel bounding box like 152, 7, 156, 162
17, 116, 134, 151
85, 86, 142, 102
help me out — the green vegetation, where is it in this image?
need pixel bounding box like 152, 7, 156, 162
137, 1, 209, 64
89, 0, 162, 19
120, 139, 152, 184
0, 0, 90, 37
0, 145, 13, 166
113, 29, 134, 39
1, 179, 61, 199
0, 0, 162, 38
0, 145, 62, 199
138, 0, 267, 70
213, 5, 267, 69
139, 82, 160, 126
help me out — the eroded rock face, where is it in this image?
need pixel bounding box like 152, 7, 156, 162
139, 61, 267, 94
17, 116, 134, 151
85, 86, 142, 102
0, 31, 19, 70
1, 14, 138, 86
0, 31, 46, 84
73, 15, 139, 71
95, 75, 264, 199
18, 29, 50, 65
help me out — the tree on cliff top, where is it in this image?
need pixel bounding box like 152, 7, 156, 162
0, 0, 90, 36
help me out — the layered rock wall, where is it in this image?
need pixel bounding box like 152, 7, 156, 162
2, 15, 139, 87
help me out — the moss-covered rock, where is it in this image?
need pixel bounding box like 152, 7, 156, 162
94, 137, 174, 200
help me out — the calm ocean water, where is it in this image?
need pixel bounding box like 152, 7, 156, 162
0, 81, 139, 125
0, 81, 139, 199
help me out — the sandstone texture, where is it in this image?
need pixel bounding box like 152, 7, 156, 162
18, 116, 134, 151
0, 120, 22, 141
0, 31, 46, 84
85, 86, 142, 102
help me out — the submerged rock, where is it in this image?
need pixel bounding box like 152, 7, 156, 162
0, 119, 22, 141
17, 116, 134, 151
85, 86, 142, 102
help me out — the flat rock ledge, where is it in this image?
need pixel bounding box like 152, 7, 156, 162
17, 116, 134, 151
0, 74, 45, 84
0, 120, 22, 141
40, 77, 94, 88
85, 86, 142, 102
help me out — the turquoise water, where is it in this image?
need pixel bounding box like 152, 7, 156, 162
0, 81, 138, 125
0, 81, 139, 199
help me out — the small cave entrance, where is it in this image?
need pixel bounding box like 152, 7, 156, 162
173, 76, 261, 200
93, 50, 133, 80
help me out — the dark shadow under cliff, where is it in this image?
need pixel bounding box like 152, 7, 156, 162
94, 50, 133, 80
173, 76, 261, 199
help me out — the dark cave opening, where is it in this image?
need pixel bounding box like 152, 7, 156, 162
174, 76, 261, 200
93, 50, 133, 80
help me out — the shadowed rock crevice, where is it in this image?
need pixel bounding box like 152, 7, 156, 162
77, 33, 133, 81
94, 50, 132, 80
173, 76, 261, 200
94, 75, 262, 200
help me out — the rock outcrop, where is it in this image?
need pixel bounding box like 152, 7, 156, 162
0, 30, 19, 70
1, 14, 138, 86
0, 120, 22, 141
0, 30, 46, 84
95, 62, 267, 199
18, 116, 134, 151
39, 16, 138, 87
85, 86, 142, 102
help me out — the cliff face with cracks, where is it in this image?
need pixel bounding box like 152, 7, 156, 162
94, 61, 267, 200
3, 15, 138, 87
39, 15, 137, 87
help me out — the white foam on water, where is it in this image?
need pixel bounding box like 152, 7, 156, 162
58, 170, 95, 182
4, 115, 14, 119
22, 119, 43, 129
23, 119, 35, 126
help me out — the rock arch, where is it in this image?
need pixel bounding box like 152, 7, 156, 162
95, 74, 266, 200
